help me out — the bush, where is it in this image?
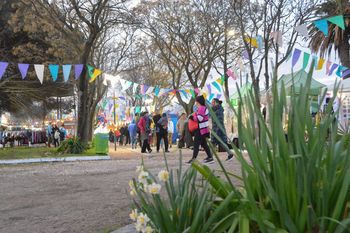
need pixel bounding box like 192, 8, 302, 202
57, 136, 86, 154
194, 65, 350, 232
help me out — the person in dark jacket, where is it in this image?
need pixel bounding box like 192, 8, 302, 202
157, 113, 169, 153
138, 112, 152, 153
152, 112, 162, 151
211, 98, 233, 161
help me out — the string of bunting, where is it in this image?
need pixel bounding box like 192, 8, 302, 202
244, 15, 346, 50
105, 68, 238, 102
291, 48, 350, 79
0, 62, 102, 84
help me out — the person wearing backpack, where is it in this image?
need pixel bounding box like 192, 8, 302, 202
187, 95, 213, 164
59, 124, 67, 142
157, 113, 169, 153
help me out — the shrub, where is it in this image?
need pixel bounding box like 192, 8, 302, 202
194, 65, 350, 232
57, 136, 86, 154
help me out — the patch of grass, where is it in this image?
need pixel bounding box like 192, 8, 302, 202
0, 145, 102, 160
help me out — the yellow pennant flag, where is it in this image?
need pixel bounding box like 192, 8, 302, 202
244, 37, 258, 48
316, 58, 325, 70
89, 69, 102, 83
202, 91, 207, 99
115, 104, 119, 108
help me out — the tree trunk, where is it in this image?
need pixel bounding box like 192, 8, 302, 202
77, 41, 94, 143
339, 26, 350, 68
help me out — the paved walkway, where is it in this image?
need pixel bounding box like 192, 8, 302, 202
0, 144, 242, 233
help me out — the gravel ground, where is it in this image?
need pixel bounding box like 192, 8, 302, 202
0, 146, 242, 233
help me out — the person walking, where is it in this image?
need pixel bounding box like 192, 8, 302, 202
52, 124, 60, 147
124, 123, 130, 145
211, 98, 233, 161
167, 117, 174, 148
153, 112, 162, 151
128, 119, 137, 149
176, 113, 186, 148
187, 95, 214, 164
46, 122, 53, 147
59, 124, 67, 142
157, 113, 169, 152
138, 112, 152, 153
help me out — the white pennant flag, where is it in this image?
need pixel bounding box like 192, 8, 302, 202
295, 24, 309, 38
133, 83, 139, 93
271, 30, 283, 47
146, 86, 154, 95
34, 64, 44, 84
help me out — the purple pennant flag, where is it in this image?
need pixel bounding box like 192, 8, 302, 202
242, 50, 249, 60
143, 85, 149, 95
342, 68, 350, 79
206, 84, 212, 96
292, 49, 302, 68
18, 63, 30, 80
328, 64, 338, 76
216, 94, 222, 99
0, 62, 9, 80
74, 64, 84, 80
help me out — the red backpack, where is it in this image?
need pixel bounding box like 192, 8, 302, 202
188, 118, 198, 133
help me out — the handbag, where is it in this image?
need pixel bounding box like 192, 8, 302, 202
188, 118, 199, 133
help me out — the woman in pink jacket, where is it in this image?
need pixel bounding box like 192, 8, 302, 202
187, 95, 214, 164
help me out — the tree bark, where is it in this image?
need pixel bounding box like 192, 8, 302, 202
339, 26, 350, 68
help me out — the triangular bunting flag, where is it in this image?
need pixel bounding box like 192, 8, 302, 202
74, 64, 84, 80
212, 81, 221, 92
292, 48, 302, 68
206, 84, 212, 96
143, 85, 154, 95
48, 64, 59, 81
189, 89, 195, 98
326, 61, 332, 75
342, 68, 350, 79
216, 94, 222, 99
244, 37, 258, 48
208, 93, 215, 102
34, 64, 44, 84
302, 52, 310, 70
327, 15, 345, 30
132, 83, 139, 93
336, 65, 345, 77
89, 69, 102, 83
257, 35, 263, 50
0, 62, 9, 80
316, 58, 325, 70
140, 84, 144, 94
329, 63, 338, 76
18, 63, 29, 80
314, 19, 328, 36
194, 88, 200, 94
154, 86, 160, 97
122, 81, 133, 91
86, 65, 94, 78
295, 24, 309, 38
62, 65, 71, 82
143, 85, 149, 95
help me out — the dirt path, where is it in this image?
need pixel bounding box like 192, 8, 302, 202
0, 146, 241, 233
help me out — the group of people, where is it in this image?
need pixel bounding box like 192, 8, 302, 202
111, 95, 233, 164
46, 122, 67, 147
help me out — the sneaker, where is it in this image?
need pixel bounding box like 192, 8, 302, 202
148, 149, 152, 153
187, 158, 196, 164
165, 150, 170, 153
225, 154, 234, 162
203, 157, 214, 164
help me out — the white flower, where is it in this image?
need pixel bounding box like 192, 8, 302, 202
136, 165, 144, 173
135, 222, 143, 232
138, 171, 149, 184
142, 225, 154, 233
129, 209, 138, 221
158, 170, 169, 182
130, 189, 136, 196
147, 183, 161, 194
129, 180, 135, 190
137, 213, 150, 226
